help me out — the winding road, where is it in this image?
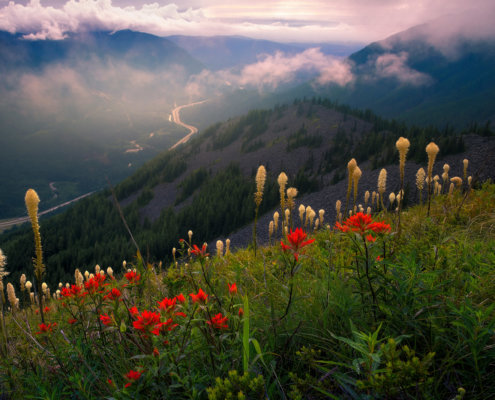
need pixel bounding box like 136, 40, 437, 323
169, 100, 207, 150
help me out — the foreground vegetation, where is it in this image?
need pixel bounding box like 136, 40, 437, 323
1, 138, 494, 399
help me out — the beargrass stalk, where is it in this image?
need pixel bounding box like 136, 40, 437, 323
278, 172, 288, 232
253, 165, 266, 256
377, 168, 387, 211
416, 168, 426, 205
396, 137, 410, 232
426, 142, 440, 217
352, 166, 362, 212
25, 189, 46, 324
345, 158, 357, 215
0, 249, 8, 356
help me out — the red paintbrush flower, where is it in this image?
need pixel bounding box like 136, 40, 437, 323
124, 369, 142, 387
190, 244, 209, 257
207, 313, 228, 330
100, 313, 112, 326
228, 283, 237, 295
35, 322, 57, 335
280, 228, 315, 261
157, 297, 177, 313
104, 288, 121, 301
176, 293, 186, 303
133, 310, 163, 336
190, 288, 208, 303
125, 271, 141, 284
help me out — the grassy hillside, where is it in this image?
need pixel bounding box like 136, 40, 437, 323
0, 156, 494, 398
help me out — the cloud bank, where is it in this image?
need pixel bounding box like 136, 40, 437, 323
0, 0, 494, 44
185, 48, 354, 98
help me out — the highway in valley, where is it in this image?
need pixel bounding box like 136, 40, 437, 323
0, 192, 94, 232
169, 100, 207, 150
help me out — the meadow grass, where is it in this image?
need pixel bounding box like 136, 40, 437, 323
0, 150, 494, 399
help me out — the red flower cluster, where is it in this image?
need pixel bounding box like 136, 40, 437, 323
35, 322, 57, 335
133, 310, 169, 336
228, 283, 237, 295
207, 313, 228, 330
280, 228, 315, 261
157, 296, 177, 313
60, 284, 82, 298
104, 288, 122, 301
191, 244, 209, 257
85, 273, 107, 294
190, 288, 208, 303
124, 369, 142, 388
125, 271, 141, 284
335, 212, 391, 239
100, 313, 112, 326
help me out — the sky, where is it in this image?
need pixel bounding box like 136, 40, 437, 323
0, 0, 494, 43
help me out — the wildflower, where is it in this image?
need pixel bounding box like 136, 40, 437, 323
35, 322, 57, 334
238, 308, 244, 317
377, 167, 387, 195
176, 293, 186, 303
100, 314, 112, 326
125, 271, 141, 284
254, 165, 266, 207
25, 189, 44, 281
68, 318, 77, 324
396, 136, 410, 181
7, 283, 17, 309
190, 288, 208, 303
274, 211, 280, 230
353, 166, 362, 207
346, 159, 357, 210
216, 240, 224, 257
124, 369, 142, 388
157, 297, 177, 313
129, 306, 139, 317
368, 221, 392, 234
107, 267, 114, 278
416, 168, 426, 199
335, 200, 341, 217
297, 204, 305, 225
463, 159, 469, 180
175, 312, 187, 318
228, 283, 238, 295
20, 274, 26, 291
153, 347, 160, 357
280, 228, 315, 261
376, 255, 383, 261
133, 310, 163, 335
188, 230, 193, 242
191, 244, 209, 257
207, 313, 228, 330
366, 234, 376, 243
104, 288, 121, 301
25, 281, 32, 292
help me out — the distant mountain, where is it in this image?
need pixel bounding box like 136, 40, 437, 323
311, 22, 495, 127
3, 98, 492, 287
0, 30, 204, 219
167, 35, 362, 70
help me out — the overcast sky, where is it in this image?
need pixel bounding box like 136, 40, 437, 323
0, 0, 494, 43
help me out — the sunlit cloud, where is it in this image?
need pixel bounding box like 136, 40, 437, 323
0, 0, 493, 43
